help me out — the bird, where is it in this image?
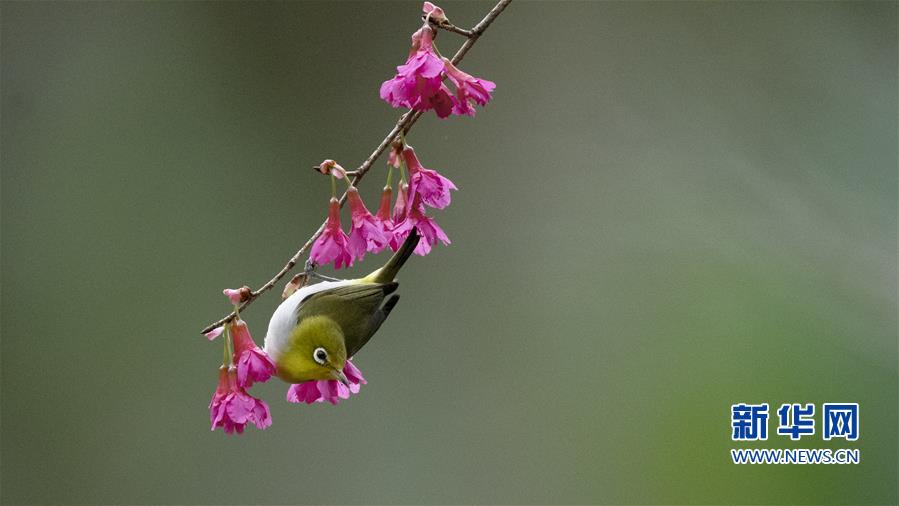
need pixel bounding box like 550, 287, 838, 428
263, 230, 419, 386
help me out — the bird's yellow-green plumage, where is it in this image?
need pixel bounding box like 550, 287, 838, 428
276, 315, 347, 383
263, 230, 418, 384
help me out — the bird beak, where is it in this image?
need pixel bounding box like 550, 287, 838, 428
334, 369, 350, 386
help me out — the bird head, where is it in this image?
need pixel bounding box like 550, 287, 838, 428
274, 315, 349, 384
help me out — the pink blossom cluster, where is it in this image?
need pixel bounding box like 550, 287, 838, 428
309, 143, 455, 269
286, 359, 367, 405
205, 298, 277, 435
208, 366, 271, 435
380, 3, 495, 118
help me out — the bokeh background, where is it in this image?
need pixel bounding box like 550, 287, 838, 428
2, 1, 896, 504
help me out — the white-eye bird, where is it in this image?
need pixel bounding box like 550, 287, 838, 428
263, 230, 419, 385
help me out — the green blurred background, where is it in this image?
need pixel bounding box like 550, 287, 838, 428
2, 1, 896, 504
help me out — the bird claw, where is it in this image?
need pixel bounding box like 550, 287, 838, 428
303, 260, 344, 282
310, 272, 344, 282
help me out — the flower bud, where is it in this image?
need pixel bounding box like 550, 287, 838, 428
223, 286, 252, 305
422, 2, 449, 25
314, 159, 347, 179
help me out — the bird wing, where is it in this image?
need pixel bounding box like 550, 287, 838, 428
296, 282, 399, 357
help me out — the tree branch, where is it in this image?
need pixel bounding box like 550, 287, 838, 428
201, 0, 512, 335
434, 23, 473, 38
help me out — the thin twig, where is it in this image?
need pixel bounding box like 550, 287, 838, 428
426, 18, 473, 37
201, 0, 512, 335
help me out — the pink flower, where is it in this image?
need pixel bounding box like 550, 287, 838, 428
286, 360, 367, 405
423, 2, 448, 24
392, 182, 409, 223
222, 286, 251, 305
204, 327, 224, 341
315, 159, 347, 179
393, 194, 450, 256
388, 183, 410, 251
380, 26, 447, 114
443, 59, 496, 117
223, 288, 242, 305
209, 367, 272, 434
403, 146, 456, 210
231, 319, 276, 388
309, 198, 353, 269
343, 359, 366, 386
427, 83, 456, 119
376, 186, 394, 229
375, 185, 399, 247
380, 17, 495, 118
346, 188, 389, 261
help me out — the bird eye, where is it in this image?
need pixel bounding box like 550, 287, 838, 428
313, 347, 328, 365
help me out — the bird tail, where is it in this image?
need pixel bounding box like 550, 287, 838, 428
365, 230, 419, 284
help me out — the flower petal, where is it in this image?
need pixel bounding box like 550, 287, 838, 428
204, 327, 224, 341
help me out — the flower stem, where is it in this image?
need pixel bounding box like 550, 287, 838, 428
430, 32, 445, 59
330, 174, 337, 198
399, 157, 408, 183
223, 324, 233, 367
